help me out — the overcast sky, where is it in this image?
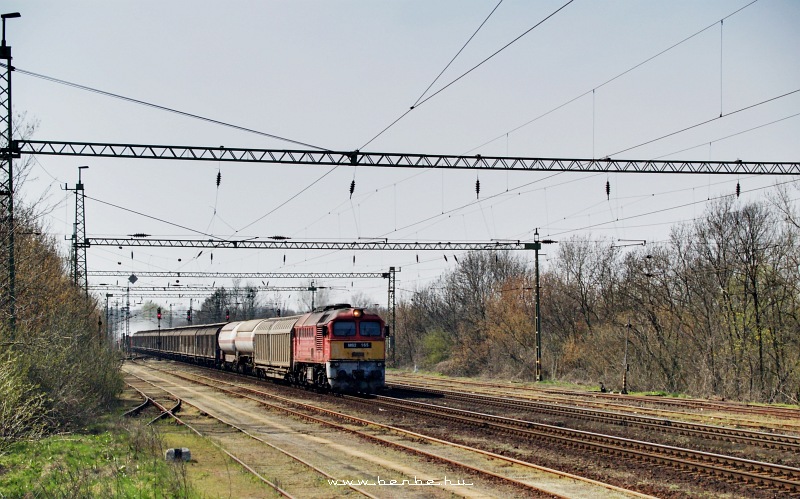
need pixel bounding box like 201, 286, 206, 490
4, 1, 799, 325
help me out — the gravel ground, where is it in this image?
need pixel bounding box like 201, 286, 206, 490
127, 361, 616, 498
126, 360, 798, 498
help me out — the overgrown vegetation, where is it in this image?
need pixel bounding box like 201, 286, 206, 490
0, 204, 123, 450
395, 190, 800, 404
0, 119, 191, 494
0, 418, 193, 498
0, 119, 124, 448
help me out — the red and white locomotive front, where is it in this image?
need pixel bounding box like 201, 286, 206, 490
293, 304, 386, 393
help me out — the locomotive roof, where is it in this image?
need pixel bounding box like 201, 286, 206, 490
132, 322, 226, 335
295, 305, 382, 327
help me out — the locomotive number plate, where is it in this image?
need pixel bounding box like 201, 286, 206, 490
344, 342, 371, 348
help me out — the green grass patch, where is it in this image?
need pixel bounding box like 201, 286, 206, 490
155, 419, 272, 498
0, 418, 192, 498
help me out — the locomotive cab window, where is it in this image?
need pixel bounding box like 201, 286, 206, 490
360, 321, 382, 337
333, 321, 356, 337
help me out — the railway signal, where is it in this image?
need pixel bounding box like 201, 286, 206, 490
157, 306, 161, 348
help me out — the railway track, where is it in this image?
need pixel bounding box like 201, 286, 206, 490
389, 383, 800, 453
130, 360, 653, 499
124, 374, 182, 426
389, 372, 800, 421
388, 373, 800, 433
125, 369, 377, 498
359, 389, 800, 494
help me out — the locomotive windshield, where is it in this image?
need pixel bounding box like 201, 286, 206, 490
333, 321, 356, 336
360, 321, 382, 336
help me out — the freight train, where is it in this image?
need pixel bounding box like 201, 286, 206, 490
129, 304, 386, 394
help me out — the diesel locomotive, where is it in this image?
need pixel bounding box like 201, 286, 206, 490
130, 304, 386, 393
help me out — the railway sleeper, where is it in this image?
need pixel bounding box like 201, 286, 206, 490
373, 397, 800, 492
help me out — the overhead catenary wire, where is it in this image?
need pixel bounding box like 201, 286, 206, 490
81, 137, 788, 294
388, 170, 773, 251
545, 177, 799, 238
652, 111, 800, 160
5, 64, 329, 151
287, 108, 796, 258
411, 0, 504, 109
288, 0, 767, 244
83, 194, 223, 240
234, 166, 339, 235
383, 171, 568, 238
359, 0, 575, 150
554, 172, 764, 231
607, 87, 800, 157
86, 3, 776, 280
21, 1, 792, 304
350, 0, 503, 219
37, 193, 187, 277
304, 150, 777, 254
273, 178, 797, 293
464, 0, 759, 154
353, 1, 505, 152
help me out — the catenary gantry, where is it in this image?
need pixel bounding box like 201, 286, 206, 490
89, 271, 389, 279
16, 140, 800, 174
87, 238, 537, 250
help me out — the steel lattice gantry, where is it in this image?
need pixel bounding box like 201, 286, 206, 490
92, 286, 315, 294
16, 140, 800, 174
116, 292, 235, 299
88, 270, 390, 279
86, 238, 535, 250
90, 286, 219, 292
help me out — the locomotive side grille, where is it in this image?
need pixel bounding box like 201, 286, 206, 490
315, 325, 324, 352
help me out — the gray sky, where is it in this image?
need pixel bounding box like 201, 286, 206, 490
4, 1, 800, 324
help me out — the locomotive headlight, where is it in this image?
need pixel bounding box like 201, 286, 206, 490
353, 309, 362, 318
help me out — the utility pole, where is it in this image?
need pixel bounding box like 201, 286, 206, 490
157, 307, 161, 350
125, 274, 136, 339
1, 12, 21, 339
527, 230, 555, 382
125, 285, 130, 340
105, 293, 112, 343
384, 267, 397, 365
534, 238, 542, 381
622, 322, 631, 394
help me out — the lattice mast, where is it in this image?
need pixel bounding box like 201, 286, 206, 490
0, 13, 21, 338
68, 166, 89, 295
